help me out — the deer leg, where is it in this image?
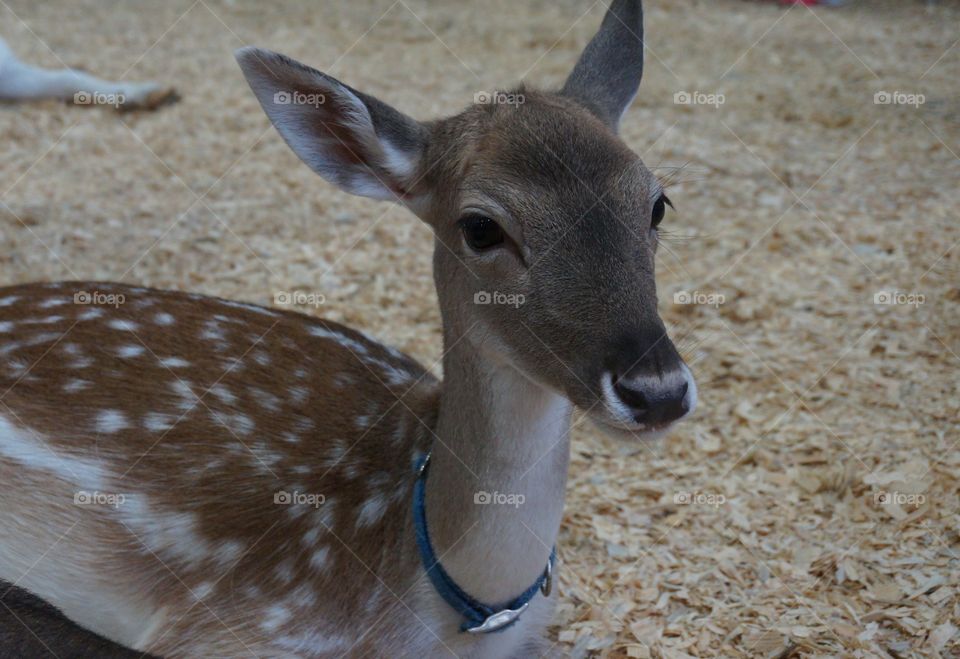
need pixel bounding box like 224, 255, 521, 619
0, 38, 176, 110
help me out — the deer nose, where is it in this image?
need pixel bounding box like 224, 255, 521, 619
607, 365, 696, 427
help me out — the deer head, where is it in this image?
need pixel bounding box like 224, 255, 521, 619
236, 0, 695, 440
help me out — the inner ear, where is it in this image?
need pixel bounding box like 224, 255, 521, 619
235, 47, 429, 204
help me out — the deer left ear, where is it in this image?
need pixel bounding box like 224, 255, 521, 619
561, 0, 644, 131
235, 47, 429, 205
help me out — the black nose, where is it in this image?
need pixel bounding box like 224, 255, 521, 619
613, 375, 690, 426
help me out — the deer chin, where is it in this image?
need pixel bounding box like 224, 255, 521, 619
587, 412, 676, 442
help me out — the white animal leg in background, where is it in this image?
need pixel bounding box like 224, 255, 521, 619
0, 38, 176, 110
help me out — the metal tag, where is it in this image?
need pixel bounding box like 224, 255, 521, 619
465, 603, 529, 634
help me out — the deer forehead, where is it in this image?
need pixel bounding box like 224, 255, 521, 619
452, 99, 654, 229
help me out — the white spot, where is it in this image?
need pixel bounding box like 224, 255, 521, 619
154, 312, 175, 326
0, 342, 21, 356
200, 322, 226, 342
210, 384, 237, 406
216, 540, 245, 566
78, 308, 104, 321
219, 412, 254, 436
260, 605, 291, 633
314, 497, 336, 529
275, 559, 296, 584
289, 583, 317, 609
27, 332, 61, 346
193, 582, 214, 600
63, 378, 91, 393
309, 547, 331, 572
332, 373, 357, 388
253, 351, 271, 367
7, 359, 28, 376
121, 496, 212, 563
116, 345, 145, 359
69, 356, 94, 369
159, 356, 190, 368
0, 296, 20, 307
23, 315, 63, 324
170, 380, 197, 412
301, 527, 321, 547
95, 410, 129, 434
144, 412, 175, 433
0, 322, 13, 333
289, 386, 309, 405
107, 319, 139, 331
39, 298, 69, 309
249, 387, 281, 412
356, 493, 388, 529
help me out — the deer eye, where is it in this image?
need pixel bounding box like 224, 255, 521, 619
652, 194, 672, 229
460, 216, 505, 251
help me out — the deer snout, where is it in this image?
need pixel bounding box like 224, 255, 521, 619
602, 358, 697, 429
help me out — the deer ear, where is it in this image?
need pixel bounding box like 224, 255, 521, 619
235, 47, 428, 204
561, 0, 644, 131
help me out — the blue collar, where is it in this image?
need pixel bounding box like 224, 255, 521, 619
412, 451, 556, 634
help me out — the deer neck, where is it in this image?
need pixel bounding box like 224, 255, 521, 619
423, 326, 573, 605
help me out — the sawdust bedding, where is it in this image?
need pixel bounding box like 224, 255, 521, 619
1, 0, 958, 656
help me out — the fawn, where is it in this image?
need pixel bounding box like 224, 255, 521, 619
0, 0, 695, 656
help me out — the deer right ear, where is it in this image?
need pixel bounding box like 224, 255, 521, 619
561, 0, 644, 131
235, 47, 429, 206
